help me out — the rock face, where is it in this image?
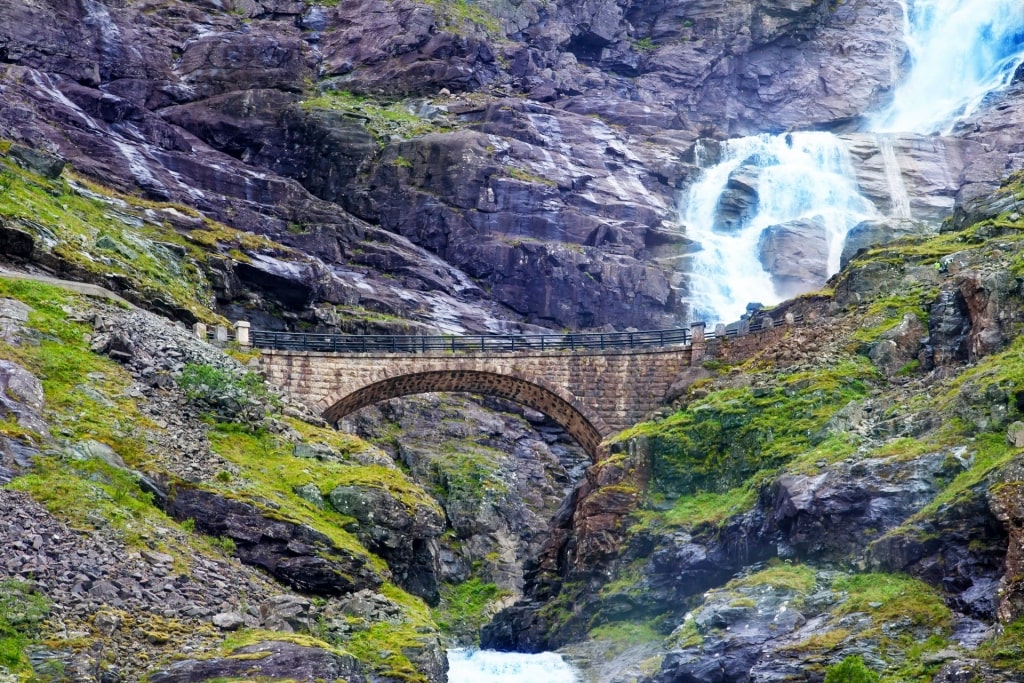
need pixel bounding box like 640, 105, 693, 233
164, 484, 385, 596
148, 641, 369, 683
327, 482, 445, 604
1, 0, 1020, 334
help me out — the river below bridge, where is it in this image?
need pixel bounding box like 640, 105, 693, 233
447, 648, 582, 682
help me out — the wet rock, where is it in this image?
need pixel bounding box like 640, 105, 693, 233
868, 312, 926, 378
7, 143, 66, 179
165, 484, 385, 596
714, 163, 761, 234
0, 359, 49, 437
757, 217, 830, 298
327, 483, 444, 604
841, 218, 934, 269
147, 641, 368, 683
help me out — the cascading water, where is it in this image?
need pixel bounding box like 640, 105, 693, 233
447, 648, 581, 683
679, 0, 1024, 325
872, 0, 1024, 135
682, 133, 877, 324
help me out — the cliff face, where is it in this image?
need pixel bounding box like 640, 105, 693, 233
2, 0, 1024, 681
2, 0, 1021, 331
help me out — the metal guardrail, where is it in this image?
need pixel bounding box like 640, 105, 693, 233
250, 327, 692, 353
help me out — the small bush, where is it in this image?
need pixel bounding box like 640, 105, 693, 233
177, 363, 275, 423
824, 655, 880, 683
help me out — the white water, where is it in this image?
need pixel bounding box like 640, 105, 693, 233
679, 0, 1024, 323
872, 0, 1024, 134
447, 648, 581, 683
877, 134, 911, 219
681, 133, 877, 324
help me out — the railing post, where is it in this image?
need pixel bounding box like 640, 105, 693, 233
511, 335, 515, 352
690, 321, 707, 365
659, 330, 665, 347
541, 336, 545, 351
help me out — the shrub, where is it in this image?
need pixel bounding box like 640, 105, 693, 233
824, 655, 880, 683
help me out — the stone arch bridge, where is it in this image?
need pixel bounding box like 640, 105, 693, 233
252, 317, 798, 460
256, 327, 708, 460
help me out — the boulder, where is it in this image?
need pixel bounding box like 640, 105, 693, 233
165, 484, 385, 595
757, 217, 830, 298
0, 360, 49, 438
147, 641, 368, 683
328, 483, 444, 604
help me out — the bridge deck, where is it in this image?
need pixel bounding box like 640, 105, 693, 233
251, 327, 692, 353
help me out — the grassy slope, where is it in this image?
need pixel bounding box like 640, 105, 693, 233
576, 176, 1024, 678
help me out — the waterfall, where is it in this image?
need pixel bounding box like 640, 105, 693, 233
872, 0, 1024, 134
447, 648, 581, 682
681, 133, 877, 324
877, 134, 911, 219
678, 0, 1024, 324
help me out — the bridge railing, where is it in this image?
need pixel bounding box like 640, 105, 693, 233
249, 327, 692, 353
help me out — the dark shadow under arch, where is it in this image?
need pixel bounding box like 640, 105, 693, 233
322, 370, 608, 460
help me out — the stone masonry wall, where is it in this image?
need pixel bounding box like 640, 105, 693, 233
259, 347, 694, 459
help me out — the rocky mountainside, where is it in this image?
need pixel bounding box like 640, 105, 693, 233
2, 0, 1024, 681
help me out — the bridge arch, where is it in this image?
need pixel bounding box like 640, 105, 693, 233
321, 370, 611, 460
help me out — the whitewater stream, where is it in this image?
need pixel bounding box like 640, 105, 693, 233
447, 648, 581, 683
681, 0, 1024, 324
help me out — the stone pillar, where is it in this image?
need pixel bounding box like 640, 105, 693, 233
761, 315, 773, 330
234, 320, 251, 347
690, 321, 707, 365
214, 325, 228, 345
193, 322, 207, 341
785, 311, 795, 325
715, 323, 726, 338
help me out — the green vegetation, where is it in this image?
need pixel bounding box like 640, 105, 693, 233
730, 561, 816, 594
421, 0, 501, 35
343, 584, 437, 682
301, 90, 449, 141
617, 358, 878, 496
587, 620, 662, 658
0, 579, 50, 676
0, 159, 237, 323
634, 37, 657, 52
824, 655, 880, 683
504, 164, 558, 187
831, 573, 951, 632
433, 578, 508, 644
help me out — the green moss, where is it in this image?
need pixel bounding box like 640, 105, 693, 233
421, 0, 501, 34
300, 91, 449, 142
616, 358, 878, 496
824, 655, 880, 683
830, 573, 951, 634
433, 578, 508, 644
0, 579, 49, 675
634, 486, 758, 532
730, 562, 816, 594
0, 163, 228, 323
978, 616, 1024, 671
504, 165, 558, 187
342, 585, 437, 683
587, 620, 662, 658
850, 289, 934, 346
